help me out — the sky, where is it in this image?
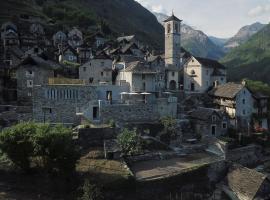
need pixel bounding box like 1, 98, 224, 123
135, 0, 270, 38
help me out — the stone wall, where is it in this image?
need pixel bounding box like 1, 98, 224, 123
226, 144, 263, 166
101, 103, 159, 123
33, 85, 97, 125
77, 127, 115, 148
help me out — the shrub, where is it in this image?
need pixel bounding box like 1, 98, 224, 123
0, 123, 79, 175
78, 179, 103, 200
117, 129, 142, 156
0, 122, 36, 171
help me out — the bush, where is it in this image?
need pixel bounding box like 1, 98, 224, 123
0, 123, 79, 174
78, 179, 103, 200
117, 129, 142, 156
0, 122, 36, 171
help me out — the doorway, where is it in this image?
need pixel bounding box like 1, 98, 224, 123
211, 125, 216, 136
93, 107, 99, 120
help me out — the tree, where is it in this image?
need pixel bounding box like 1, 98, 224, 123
0, 123, 79, 175
78, 179, 103, 200
160, 117, 178, 144
0, 122, 36, 171
117, 129, 142, 156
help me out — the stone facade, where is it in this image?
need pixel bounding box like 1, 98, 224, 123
33, 85, 98, 125
79, 57, 112, 84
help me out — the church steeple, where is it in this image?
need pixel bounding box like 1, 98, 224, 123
164, 14, 182, 67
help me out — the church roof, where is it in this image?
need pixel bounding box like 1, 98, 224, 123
164, 14, 182, 22
195, 57, 226, 70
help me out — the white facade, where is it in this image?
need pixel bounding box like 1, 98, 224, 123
184, 56, 226, 93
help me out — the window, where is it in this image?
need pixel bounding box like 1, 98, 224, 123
167, 24, 171, 34
83, 67, 86, 72
243, 109, 246, 115
27, 92, 32, 97
175, 23, 178, 33
221, 77, 224, 81
142, 74, 145, 80
190, 70, 195, 75
26, 70, 34, 76
69, 56, 73, 61
101, 72, 104, 76
89, 62, 91, 66
212, 115, 217, 122
222, 122, 227, 129
27, 80, 33, 88
242, 99, 246, 105
89, 77, 94, 83
172, 72, 175, 77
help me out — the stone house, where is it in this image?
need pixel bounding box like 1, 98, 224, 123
33, 83, 98, 125
16, 55, 61, 104
67, 27, 83, 48
77, 43, 92, 64
58, 45, 78, 64
79, 52, 112, 85
117, 61, 157, 93
222, 165, 270, 200
184, 56, 227, 93
188, 107, 229, 138
147, 54, 166, 92
252, 92, 269, 131
209, 82, 254, 130
52, 31, 67, 47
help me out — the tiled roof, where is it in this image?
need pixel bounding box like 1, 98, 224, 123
164, 15, 182, 22
225, 165, 268, 200
195, 57, 226, 70
18, 55, 61, 70
123, 61, 156, 74
209, 82, 245, 99
188, 107, 223, 121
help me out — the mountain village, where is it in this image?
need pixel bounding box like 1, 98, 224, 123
0, 12, 270, 200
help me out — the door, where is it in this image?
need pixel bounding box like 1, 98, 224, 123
211, 125, 216, 136
191, 82, 195, 91
93, 107, 99, 120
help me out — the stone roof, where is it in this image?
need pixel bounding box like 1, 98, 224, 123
117, 35, 135, 43
195, 57, 226, 70
164, 14, 182, 22
211, 68, 226, 76
123, 61, 156, 74
225, 165, 268, 200
188, 107, 223, 121
209, 83, 245, 99
18, 55, 61, 70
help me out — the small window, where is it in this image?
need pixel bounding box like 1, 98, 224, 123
83, 67, 86, 72
101, 72, 104, 76
243, 99, 246, 105
142, 74, 145, 80
167, 24, 171, 34
172, 72, 175, 77
222, 122, 227, 129
89, 62, 92, 66
27, 80, 33, 88
212, 115, 217, 122
190, 70, 195, 75
221, 77, 224, 81
243, 110, 246, 115
27, 92, 32, 97
69, 56, 73, 61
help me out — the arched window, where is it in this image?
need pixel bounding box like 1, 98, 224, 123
190, 70, 196, 75
175, 23, 178, 33
167, 24, 171, 34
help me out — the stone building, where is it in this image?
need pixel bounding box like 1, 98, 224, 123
67, 27, 83, 48
52, 31, 67, 47
252, 92, 269, 131
184, 56, 227, 93
79, 52, 112, 84
163, 14, 182, 90
209, 82, 254, 130
16, 55, 61, 104
117, 61, 157, 93
33, 83, 98, 125
188, 107, 229, 138
58, 45, 78, 64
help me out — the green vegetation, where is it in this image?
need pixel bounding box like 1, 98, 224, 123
0, 122, 79, 175
117, 129, 142, 156
1, 0, 164, 49
221, 23, 270, 83
78, 179, 103, 200
160, 117, 178, 144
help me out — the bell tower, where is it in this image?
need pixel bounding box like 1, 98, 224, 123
164, 13, 182, 67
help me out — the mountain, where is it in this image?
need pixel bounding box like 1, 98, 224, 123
0, 0, 164, 49
209, 36, 228, 48
224, 22, 266, 52
153, 12, 225, 60
221, 23, 270, 83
